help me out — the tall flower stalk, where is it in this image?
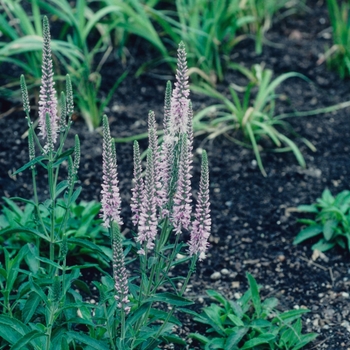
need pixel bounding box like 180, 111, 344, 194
100, 115, 130, 345
38, 16, 58, 145
124, 42, 211, 348
101, 115, 123, 228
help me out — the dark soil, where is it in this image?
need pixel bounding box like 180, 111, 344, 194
1, 1, 350, 349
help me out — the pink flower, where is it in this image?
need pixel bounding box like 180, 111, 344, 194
188, 150, 211, 260
38, 16, 58, 144
101, 115, 123, 228
172, 134, 192, 234
131, 140, 144, 226
111, 222, 130, 313
136, 149, 158, 250
169, 42, 190, 137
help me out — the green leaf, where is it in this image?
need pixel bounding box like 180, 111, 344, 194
188, 333, 210, 344
297, 205, 319, 213
247, 273, 261, 316
206, 289, 230, 309
67, 332, 109, 350
25, 243, 40, 274
161, 334, 186, 345
293, 225, 323, 245
22, 292, 41, 324
240, 333, 276, 349
0, 227, 50, 242
323, 220, 337, 241
293, 333, 318, 350
11, 330, 46, 350
311, 239, 336, 252
68, 238, 110, 260
272, 309, 309, 325
227, 314, 244, 327
0, 315, 42, 349
225, 327, 249, 349
146, 293, 194, 306
13, 156, 48, 174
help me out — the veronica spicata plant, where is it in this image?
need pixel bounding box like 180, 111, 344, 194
189, 273, 317, 349
100, 41, 212, 348
0, 16, 211, 347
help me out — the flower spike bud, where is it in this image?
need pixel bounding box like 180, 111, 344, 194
59, 91, 67, 132
68, 135, 80, 189
20, 75, 30, 115
189, 150, 211, 260
148, 111, 158, 165
38, 16, 58, 143
111, 222, 130, 313
66, 74, 74, 117
28, 127, 35, 167
148, 110, 163, 209
52, 275, 61, 304
172, 133, 192, 234
170, 42, 190, 137
131, 140, 144, 226
164, 81, 172, 137
45, 112, 54, 154
101, 115, 123, 228
137, 148, 157, 250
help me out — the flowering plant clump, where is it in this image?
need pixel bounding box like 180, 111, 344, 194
100, 41, 212, 348
0, 16, 211, 349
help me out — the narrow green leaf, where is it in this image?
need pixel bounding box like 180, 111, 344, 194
11, 330, 46, 350
240, 333, 276, 349
247, 273, 261, 316
13, 156, 48, 174
22, 292, 41, 324
146, 292, 194, 306
67, 331, 109, 350
225, 327, 249, 349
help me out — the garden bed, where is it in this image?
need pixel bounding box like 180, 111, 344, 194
0, 1, 349, 349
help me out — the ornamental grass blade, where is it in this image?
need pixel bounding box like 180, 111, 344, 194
246, 122, 266, 176
277, 133, 306, 168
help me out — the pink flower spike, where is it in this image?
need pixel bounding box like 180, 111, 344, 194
38, 16, 58, 143
101, 115, 123, 228
136, 148, 158, 250
111, 222, 130, 313
169, 42, 190, 137
189, 150, 211, 260
172, 133, 192, 234
131, 141, 144, 226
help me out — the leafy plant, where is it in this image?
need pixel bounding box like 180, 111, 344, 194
0, 0, 127, 130
0, 198, 111, 264
294, 188, 350, 252
323, 0, 350, 78
189, 273, 317, 349
192, 64, 315, 176
0, 18, 212, 349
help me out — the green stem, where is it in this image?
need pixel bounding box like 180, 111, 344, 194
144, 255, 197, 350
103, 303, 117, 350
46, 305, 56, 350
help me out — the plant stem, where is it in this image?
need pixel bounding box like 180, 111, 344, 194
143, 255, 197, 350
